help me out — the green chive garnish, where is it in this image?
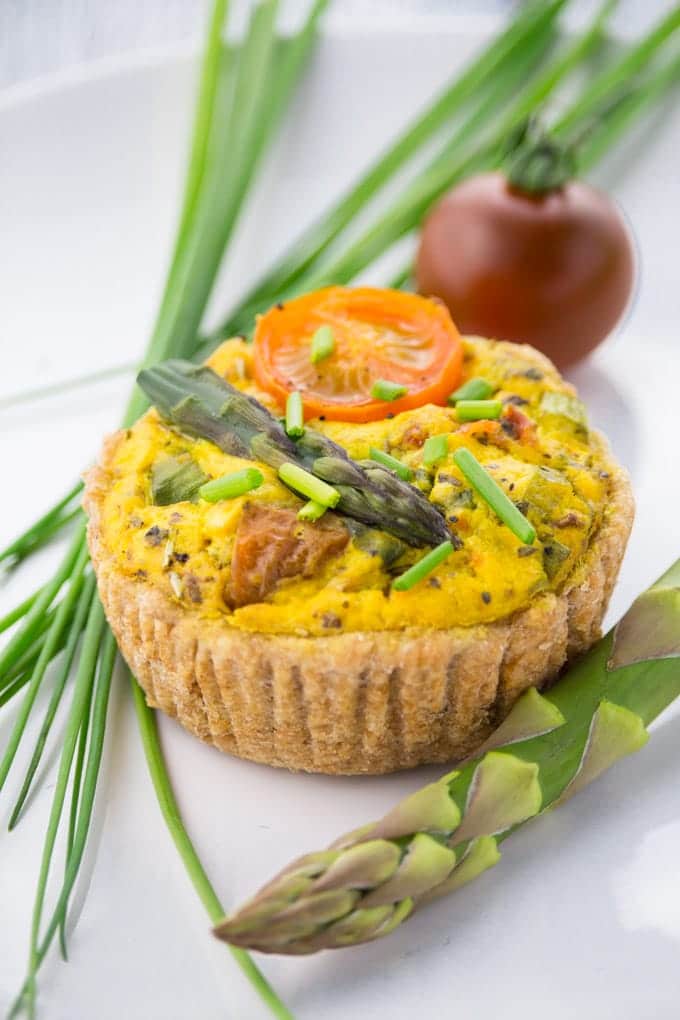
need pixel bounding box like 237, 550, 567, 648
456, 399, 503, 422
448, 377, 495, 404
369, 447, 414, 481
453, 448, 535, 544
371, 379, 408, 402
285, 391, 305, 438
423, 434, 449, 466
199, 467, 264, 502
279, 462, 340, 508
310, 325, 335, 363
392, 540, 454, 591
298, 500, 327, 522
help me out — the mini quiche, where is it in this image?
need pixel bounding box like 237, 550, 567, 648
84, 287, 633, 774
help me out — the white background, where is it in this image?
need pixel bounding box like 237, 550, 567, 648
1, 4, 680, 1019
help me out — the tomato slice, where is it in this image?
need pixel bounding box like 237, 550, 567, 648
252, 287, 464, 423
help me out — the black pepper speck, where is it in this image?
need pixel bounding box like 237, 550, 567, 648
144, 526, 168, 547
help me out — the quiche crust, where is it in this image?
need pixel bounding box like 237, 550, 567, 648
84, 434, 633, 775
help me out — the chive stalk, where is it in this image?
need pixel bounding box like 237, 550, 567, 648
456, 399, 503, 421
278, 463, 340, 507
392, 540, 454, 591
0, 482, 82, 566
285, 390, 305, 437
369, 447, 414, 481
128, 679, 295, 1020
371, 379, 408, 401
554, 5, 680, 137
310, 325, 335, 363
298, 500, 327, 522
199, 468, 264, 502
0, 586, 44, 636
17, 597, 108, 1017
449, 377, 495, 403
577, 48, 680, 173
423, 434, 449, 465
453, 447, 535, 544
8, 573, 97, 831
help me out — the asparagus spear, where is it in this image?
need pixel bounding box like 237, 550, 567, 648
137, 360, 450, 547
215, 558, 680, 954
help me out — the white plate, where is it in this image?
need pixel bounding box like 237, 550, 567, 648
2, 13, 680, 1020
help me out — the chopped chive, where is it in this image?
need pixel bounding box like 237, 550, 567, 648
453, 448, 536, 544
198, 467, 264, 502
448, 377, 495, 403
310, 325, 335, 363
371, 379, 408, 402
456, 399, 503, 422
279, 462, 340, 508
369, 447, 414, 481
423, 434, 449, 466
392, 540, 454, 591
285, 390, 305, 437
298, 500, 327, 522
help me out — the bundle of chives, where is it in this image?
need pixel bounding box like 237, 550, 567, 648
205, 0, 680, 344
210, 0, 569, 341
3, 2, 325, 1017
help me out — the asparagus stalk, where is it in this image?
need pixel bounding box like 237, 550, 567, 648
215, 558, 680, 954
137, 359, 450, 547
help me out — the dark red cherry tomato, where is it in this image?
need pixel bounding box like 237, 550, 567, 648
416, 171, 635, 368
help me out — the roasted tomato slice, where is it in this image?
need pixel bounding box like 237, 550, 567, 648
252, 286, 463, 422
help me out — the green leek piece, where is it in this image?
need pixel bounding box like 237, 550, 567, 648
423, 434, 449, 466
215, 557, 680, 954
151, 456, 209, 505
199, 467, 264, 502
542, 537, 571, 579
349, 525, 407, 568
540, 391, 588, 427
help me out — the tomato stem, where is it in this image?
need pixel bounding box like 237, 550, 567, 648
503, 117, 576, 194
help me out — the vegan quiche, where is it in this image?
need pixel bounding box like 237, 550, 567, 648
84, 287, 633, 774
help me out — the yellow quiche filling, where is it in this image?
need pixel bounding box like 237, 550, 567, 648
93, 335, 612, 637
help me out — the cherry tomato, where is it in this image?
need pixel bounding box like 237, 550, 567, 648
416, 171, 635, 368
253, 286, 463, 422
